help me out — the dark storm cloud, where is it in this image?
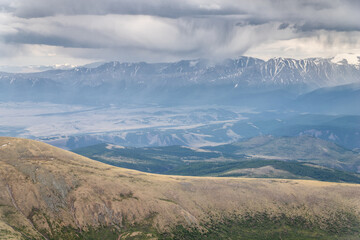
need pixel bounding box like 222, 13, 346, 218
278, 23, 289, 30
4, 0, 359, 39
294, 22, 360, 32
0, 0, 360, 65
12, 0, 244, 19
236, 19, 268, 27
7, 0, 359, 32
6, 1, 356, 27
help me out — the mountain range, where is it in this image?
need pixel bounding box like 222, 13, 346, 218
1, 57, 360, 110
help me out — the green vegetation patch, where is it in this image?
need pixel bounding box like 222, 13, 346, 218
8, 207, 360, 240
163, 211, 360, 240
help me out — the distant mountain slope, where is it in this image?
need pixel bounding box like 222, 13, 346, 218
1, 57, 360, 106
266, 114, 360, 149
166, 160, 360, 183
294, 83, 360, 114
1, 137, 360, 239
73, 136, 360, 181
205, 135, 360, 173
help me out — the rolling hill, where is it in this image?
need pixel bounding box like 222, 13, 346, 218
1, 137, 359, 239
72, 136, 360, 183
204, 135, 360, 173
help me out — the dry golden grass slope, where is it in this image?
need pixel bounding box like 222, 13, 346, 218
0, 137, 360, 239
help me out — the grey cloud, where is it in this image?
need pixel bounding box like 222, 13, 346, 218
7, 0, 359, 33
294, 22, 360, 32
278, 23, 289, 30
1, 14, 264, 60
0, 5, 15, 12
4, 30, 101, 48
297, 0, 333, 10
236, 19, 268, 27
0, 0, 360, 64
12, 0, 244, 19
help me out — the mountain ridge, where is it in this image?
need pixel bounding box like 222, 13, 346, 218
5, 56, 360, 87
1, 56, 360, 106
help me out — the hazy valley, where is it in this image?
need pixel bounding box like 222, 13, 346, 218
2, 0, 360, 239
0, 58, 360, 240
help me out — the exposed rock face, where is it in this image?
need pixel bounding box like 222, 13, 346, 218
0, 137, 360, 239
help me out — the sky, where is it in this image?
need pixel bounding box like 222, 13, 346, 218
0, 0, 360, 68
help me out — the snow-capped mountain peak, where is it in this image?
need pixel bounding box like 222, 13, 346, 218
1, 56, 360, 105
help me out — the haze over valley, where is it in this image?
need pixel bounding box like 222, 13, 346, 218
1, 56, 359, 151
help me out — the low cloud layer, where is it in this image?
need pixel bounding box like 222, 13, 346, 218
0, 0, 360, 66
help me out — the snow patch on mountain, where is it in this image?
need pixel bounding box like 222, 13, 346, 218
331, 53, 360, 66
106, 144, 125, 150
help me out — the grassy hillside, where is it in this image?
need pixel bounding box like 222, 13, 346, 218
1, 137, 360, 239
